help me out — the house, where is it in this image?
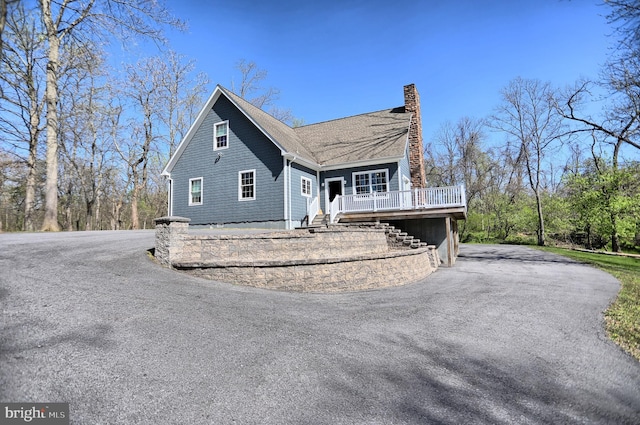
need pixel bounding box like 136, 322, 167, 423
161, 84, 466, 265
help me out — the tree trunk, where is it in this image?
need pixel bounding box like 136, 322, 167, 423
24, 77, 40, 232
95, 190, 101, 230
85, 198, 94, 231
611, 213, 621, 253
24, 133, 37, 231
40, 0, 61, 231
534, 189, 545, 246
64, 183, 73, 232
130, 181, 139, 230
0, 0, 7, 59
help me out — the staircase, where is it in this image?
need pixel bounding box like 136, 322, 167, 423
359, 222, 426, 250
310, 214, 329, 227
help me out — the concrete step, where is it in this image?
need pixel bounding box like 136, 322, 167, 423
311, 214, 328, 226
402, 236, 415, 245
395, 232, 409, 241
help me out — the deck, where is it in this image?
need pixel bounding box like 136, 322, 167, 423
319, 185, 467, 224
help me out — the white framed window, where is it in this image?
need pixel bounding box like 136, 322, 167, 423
214, 120, 229, 150
238, 169, 255, 201
189, 177, 203, 206
301, 177, 312, 197
352, 169, 389, 195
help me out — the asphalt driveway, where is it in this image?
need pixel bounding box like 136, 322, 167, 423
1, 231, 639, 424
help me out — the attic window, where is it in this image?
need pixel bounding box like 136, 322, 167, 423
214, 121, 229, 150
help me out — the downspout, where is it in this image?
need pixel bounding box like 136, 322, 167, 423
166, 175, 173, 216
283, 157, 289, 229
316, 169, 321, 213
288, 158, 294, 229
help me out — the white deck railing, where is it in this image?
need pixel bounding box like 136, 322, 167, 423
306, 195, 320, 225
330, 185, 466, 223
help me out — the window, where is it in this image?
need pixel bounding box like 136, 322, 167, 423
214, 121, 229, 150
239, 170, 255, 201
301, 177, 312, 197
189, 178, 203, 205
353, 169, 388, 195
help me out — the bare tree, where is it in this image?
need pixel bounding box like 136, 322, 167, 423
159, 50, 209, 157
425, 117, 497, 239
116, 56, 169, 229
605, 0, 640, 48
37, 0, 184, 231
231, 59, 295, 124
0, 4, 46, 231
58, 41, 115, 231
0, 0, 19, 61
492, 77, 565, 246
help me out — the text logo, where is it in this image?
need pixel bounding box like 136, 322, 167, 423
1, 403, 68, 425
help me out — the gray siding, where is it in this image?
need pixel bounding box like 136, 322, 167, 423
319, 163, 399, 211
289, 162, 317, 226
170, 95, 285, 227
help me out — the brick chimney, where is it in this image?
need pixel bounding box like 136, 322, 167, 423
404, 84, 426, 188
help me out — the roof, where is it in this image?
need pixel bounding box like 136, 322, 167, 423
218, 87, 317, 164
163, 85, 412, 175
293, 107, 411, 167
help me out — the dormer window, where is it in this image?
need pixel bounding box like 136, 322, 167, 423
214, 121, 229, 150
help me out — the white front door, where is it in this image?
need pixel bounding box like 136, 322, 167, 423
324, 177, 345, 215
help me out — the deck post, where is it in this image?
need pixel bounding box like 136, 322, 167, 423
445, 216, 453, 266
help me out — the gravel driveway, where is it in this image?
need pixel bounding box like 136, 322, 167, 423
1, 231, 639, 424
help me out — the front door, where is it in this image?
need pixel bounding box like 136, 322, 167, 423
328, 180, 342, 202
324, 177, 344, 217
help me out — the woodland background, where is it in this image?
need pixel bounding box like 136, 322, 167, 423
0, 0, 638, 252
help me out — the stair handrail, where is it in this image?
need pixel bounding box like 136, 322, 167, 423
330, 195, 341, 224
307, 195, 320, 225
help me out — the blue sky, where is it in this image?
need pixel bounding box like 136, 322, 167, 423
153, 0, 611, 146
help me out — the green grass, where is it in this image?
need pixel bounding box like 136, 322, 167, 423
539, 247, 640, 361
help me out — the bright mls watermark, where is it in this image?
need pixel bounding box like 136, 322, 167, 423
1, 403, 68, 424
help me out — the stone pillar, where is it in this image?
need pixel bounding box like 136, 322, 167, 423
154, 216, 190, 267
404, 84, 426, 188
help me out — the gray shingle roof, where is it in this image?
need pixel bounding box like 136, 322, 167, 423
219, 86, 317, 163
220, 86, 411, 168
293, 107, 411, 167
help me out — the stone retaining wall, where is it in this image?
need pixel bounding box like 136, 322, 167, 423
154, 216, 438, 292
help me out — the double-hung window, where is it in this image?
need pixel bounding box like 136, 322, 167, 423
301, 177, 312, 197
239, 170, 255, 201
353, 169, 388, 195
189, 177, 203, 205
214, 121, 229, 150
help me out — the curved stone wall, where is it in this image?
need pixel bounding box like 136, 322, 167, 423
154, 217, 438, 292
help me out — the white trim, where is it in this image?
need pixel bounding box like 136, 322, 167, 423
163, 86, 289, 176
324, 177, 345, 213
162, 84, 411, 177
287, 161, 292, 229
316, 170, 321, 211
402, 175, 411, 190
282, 153, 318, 172
162, 88, 221, 176
301, 176, 312, 198
213, 120, 229, 151
167, 177, 174, 216
238, 169, 256, 201
283, 157, 288, 228
351, 168, 390, 195
319, 156, 404, 172
189, 177, 203, 206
